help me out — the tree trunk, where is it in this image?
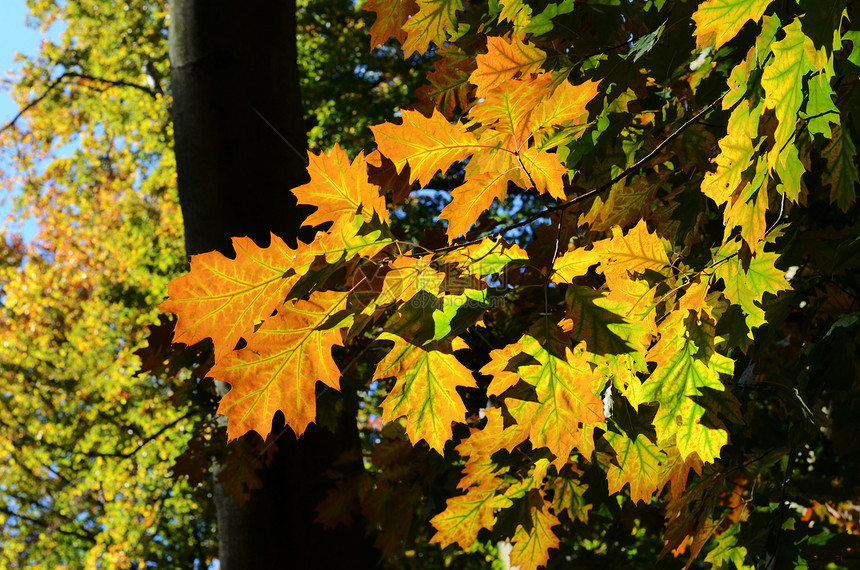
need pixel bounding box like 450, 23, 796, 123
168, 1, 378, 567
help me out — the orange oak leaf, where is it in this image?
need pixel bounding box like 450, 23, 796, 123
212, 290, 349, 441
472, 36, 546, 97
160, 234, 309, 360
482, 341, 527, 397
371, 108, 483, 187
292, 144, 388, 229
439, 171, 512, 240
518, 147, 567, 199
456, 407, 523, 489
470, 76, 552, 149
530, 79, 599, 146
373, 334, 477, 453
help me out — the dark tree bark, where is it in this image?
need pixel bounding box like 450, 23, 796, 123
168, 1, 379, 567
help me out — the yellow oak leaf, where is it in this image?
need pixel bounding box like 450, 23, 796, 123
514, 333, 604, 466
509, 497, 560, 570
700, 101, 761, 206
517, 147, 567, 199
212, 291, 349, 440
529, 78, 599, 146
401, 0, 463, 57
429, 487, 511, 549
373, 334, 477, 453
442, 237, 529, 276
456, 408, 523, 489
591, 220, 671, 278
551, 247, 601, 283
692, 0, 774, 50
761, 20, 819, 200
362, 0, 416, 49
378, 256, 446, 305
604, 431, 666, 504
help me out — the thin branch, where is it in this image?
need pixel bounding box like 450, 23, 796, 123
433, 90, 730, 255
1, 71, 158, 134
764, 444, 796, 569
0, 503, 96, 542
0, 74, 67, 134
82, 410, 194, 459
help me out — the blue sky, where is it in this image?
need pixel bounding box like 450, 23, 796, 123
1, 0, 46, 242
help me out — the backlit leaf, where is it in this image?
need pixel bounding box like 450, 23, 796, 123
642, 312, 733, 462
401, 0, 464, 57
363, 0, 416, 49
160, 234, 308, 360
592, 220, 671, 278
429, 487, 511, 549
213, 291, 349, 440
373, 334, 477, 453
472, 36, 546, 96
822, 124, 859, 212
713, 239, 791, 331
511, 330, 604, 466
604, 431, 665, 504
509, 497, 560, 570
371, 108, 483, 187
692, 0, 774, 50
293, 144, 389, 228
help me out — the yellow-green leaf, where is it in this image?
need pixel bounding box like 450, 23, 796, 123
692, 0, 774, 50
373, 334, 477, 453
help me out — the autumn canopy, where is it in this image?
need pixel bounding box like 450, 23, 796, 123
2, 0, 859, 566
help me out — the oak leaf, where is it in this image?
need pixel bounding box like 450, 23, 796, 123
401, 0, 463, 57
429, 487, 511, 549
292, 144, 388, 229
371, 108, 482, 187
472, 36, 546, 97
363, 0, 416, 49
692, 0, 774, 50
160, 234, 308, 360
212, 291, 349, 440
373, 334, 477, 453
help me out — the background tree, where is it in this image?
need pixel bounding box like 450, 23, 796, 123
0, 0, 424, 565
